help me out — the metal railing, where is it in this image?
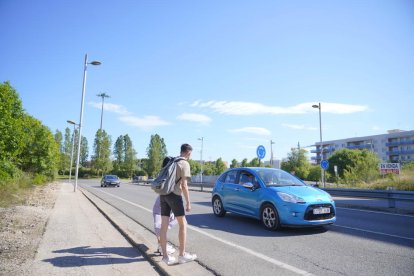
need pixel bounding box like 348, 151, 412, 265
188, 182, 414, 209
323, 188, 414, 208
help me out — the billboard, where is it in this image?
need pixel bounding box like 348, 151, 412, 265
379, 163, 400, 174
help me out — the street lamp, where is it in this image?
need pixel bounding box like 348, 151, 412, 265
74, 54, 101, 192
312, 102, 325, 187
270, 140, 275, 167
198, 137, 204, 192
97, 92, 110, 130
66, 120, 78, 184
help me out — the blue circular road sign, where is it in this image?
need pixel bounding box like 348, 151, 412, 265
257, 145, 266, 160
320, 160, 329, 170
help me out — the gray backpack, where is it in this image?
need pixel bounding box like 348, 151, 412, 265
151, 157, 185, 195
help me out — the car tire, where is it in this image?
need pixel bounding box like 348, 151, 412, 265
212, 196, 226, 217
261, 204, 280, 231
117, 185, 120, 187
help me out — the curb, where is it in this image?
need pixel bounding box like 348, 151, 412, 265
79, 188, 214, 276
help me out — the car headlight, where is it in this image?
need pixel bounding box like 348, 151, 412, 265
326, 193, 334, 202
277, 192, 305, 203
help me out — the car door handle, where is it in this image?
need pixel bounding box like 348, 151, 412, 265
234, 188, 240, 191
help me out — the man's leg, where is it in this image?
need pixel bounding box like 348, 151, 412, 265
176, 215, 187, 256
160, 215, 170, 258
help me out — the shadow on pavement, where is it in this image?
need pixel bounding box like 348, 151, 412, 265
187, 213, 329, 238
43, 246, 145, 267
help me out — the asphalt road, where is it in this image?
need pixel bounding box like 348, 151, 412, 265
79, 179, 414, 276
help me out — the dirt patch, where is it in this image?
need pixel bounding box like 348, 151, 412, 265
0, 182, 60, 275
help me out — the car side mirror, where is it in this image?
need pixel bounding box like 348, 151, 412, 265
242, 182, 255, 190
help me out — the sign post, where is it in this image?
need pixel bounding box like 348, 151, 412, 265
256, 145, 266, 167
320, 160, 329, 188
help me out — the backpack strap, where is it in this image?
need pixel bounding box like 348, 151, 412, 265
173, 157, 186, 184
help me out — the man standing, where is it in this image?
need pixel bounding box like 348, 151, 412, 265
160, 143, 197, 265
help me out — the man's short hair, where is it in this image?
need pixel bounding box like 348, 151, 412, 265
181, 143, 193, 153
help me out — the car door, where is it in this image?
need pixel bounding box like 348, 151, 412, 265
233, 170, 262, 217
220, 170, 240, 212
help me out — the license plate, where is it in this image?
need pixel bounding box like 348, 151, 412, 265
313, 207, 330, 214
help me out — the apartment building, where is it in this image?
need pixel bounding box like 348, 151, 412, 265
311, 129, 414, 164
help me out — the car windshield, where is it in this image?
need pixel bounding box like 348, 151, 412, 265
105, 175, 118, 180
255, 169, 305, 187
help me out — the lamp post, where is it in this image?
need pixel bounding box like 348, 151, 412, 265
66, 120, 78, 184
198, 137, 204, 192
270, 140, 275, 167
97, 92, 110, 130
74, 54, 101, 192
312, 102, 325, 187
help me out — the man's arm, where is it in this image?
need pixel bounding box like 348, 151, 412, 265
181, 178, 191, 212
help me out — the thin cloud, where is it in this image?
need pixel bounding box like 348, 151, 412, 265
229, 127, 271, 136
282, 124, 317, 130
89, 101, 130, 115
119, 115, 170, 131
191, 100, 368, 115
177, 113, 212, 124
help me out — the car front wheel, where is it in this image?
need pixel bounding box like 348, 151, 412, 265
261, 204, 280, 231
212, 196, 226, 217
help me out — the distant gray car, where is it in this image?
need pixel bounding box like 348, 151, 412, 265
101, 175, 121, 187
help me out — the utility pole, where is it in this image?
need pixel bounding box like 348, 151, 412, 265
97, 93, 110, 130
270, 140, 275, 166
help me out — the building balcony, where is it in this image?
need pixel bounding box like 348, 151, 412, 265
385, 140, 414, 146
386, 150, 414, 155
347, 144, 372, 150
311, 147, 335, 153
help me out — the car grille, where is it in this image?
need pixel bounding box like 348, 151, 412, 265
304, 204, 335, 221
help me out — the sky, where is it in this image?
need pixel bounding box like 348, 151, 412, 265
1, 0, 413, 164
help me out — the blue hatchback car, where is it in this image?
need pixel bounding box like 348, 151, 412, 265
212, 167, 336, 230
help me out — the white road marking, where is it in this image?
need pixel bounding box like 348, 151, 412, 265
333, 224, 414, 241
89, 186, 314, 276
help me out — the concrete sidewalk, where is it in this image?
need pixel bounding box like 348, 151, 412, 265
25, 182, 160, 276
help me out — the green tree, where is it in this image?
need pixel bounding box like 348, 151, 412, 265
91, 129, 112, 175
0, 82, 59, 184
80, 136, 89, 167
281, 148, 311, 179
113, 135, 124, 172
18, 115, 59, 177
328, 148, 380, 184
61, 127, 72, 173
202, 162, 215, 175
123, 135, 137, 178
230, 159, 239, 168
307, 165, 321, 182
54, 130, 64, 174
214, 158, 227, 175
249, 157, 260, 167
0, 81, 25, 168
241, 158, 248, 167
188, 159, 201, 176
146, 134, 168, 177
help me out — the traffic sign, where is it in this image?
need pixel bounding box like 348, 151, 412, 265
256, 145, 266, 159
320, 160, 329, 170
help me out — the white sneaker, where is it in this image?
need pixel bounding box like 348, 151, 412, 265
162, 255, 177, 266
157, 243, 176, 254
178, 252, 197, 264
